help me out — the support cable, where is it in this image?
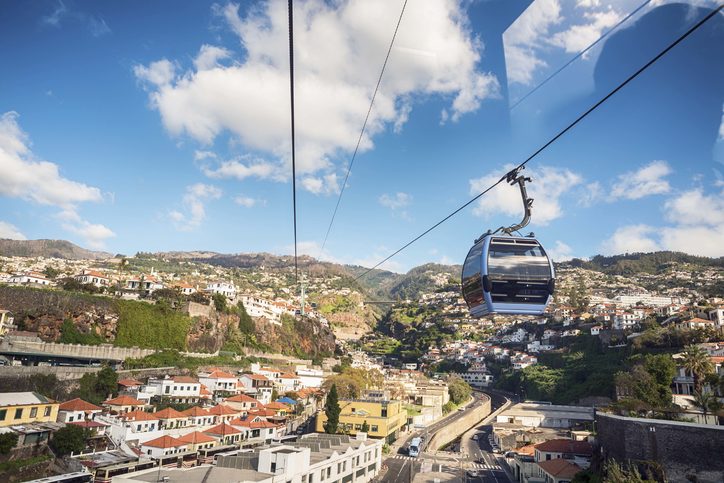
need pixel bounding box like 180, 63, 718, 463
288, 0, 299, 283
320, 0, 409, 254
354, 4, 722, 281
510, 0, 654, 110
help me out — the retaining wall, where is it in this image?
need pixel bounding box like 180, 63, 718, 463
427, 394, 492, 450
0, 365, 99, 380
597, 412, 724, 483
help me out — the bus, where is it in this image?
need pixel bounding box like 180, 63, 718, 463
408, 437, 422, 457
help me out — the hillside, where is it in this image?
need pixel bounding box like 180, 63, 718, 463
562, 251, 724, 275
0, 239, 112, 260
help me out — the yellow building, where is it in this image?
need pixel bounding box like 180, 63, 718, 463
316, 398, 407, 443
0, 392, 59, 427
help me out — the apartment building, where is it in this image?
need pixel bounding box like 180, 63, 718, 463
0, 392, 59, 427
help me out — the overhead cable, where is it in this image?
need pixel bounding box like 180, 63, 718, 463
510, 0, 654, 110
288, 0, 299, 283
320, 0, 409, 254
354, 4, 722, 281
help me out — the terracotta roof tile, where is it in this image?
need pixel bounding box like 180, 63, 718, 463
103, 395, 143, 406
204, 422, 242, 435
177, 431, 216, 445
59, 398, 102, 412
537, 459, 582, 479
154, 407, 187, 419
142, 435, 186, 449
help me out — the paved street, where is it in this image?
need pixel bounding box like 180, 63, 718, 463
377, 390, 512, 483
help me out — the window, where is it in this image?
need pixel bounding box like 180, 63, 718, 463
381, 409, 387, 418
14, 408, 23, 419
354, 424, 361, 430
137, 424, 142, 431
371, 425, 378, 432
30, 407, 38, 418
0, 410, 5, 420
68, 416, 74, 422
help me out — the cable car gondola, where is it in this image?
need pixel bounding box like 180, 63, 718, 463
462, 168, 555, 317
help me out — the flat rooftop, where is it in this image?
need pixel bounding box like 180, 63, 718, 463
113, 465, 272, 483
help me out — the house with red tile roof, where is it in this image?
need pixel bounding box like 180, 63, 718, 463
222, 393, 261, 413
102, 395, 144, 413
98, 410, 164, 446
177, 431, 217, 451
74, 270, 110, 287
198, 369, 240, 396
57, 398, 102, 423
153, 407, 189, 430
536, 459, 582, 483
206, 404, 241, 423
534, 439, 592, 468
140, 435, 188, 459
229, 416, 280, 445
145, 375, 202, 404
182, 406, 215, 427
204, 422, 243, 445
239, 373, 274, 404
68, 419, 109, 436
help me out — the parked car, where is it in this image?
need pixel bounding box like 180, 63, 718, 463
466, 470, 479, 477
472, 434, 479, 441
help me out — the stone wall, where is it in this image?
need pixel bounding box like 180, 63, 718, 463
597, 412, 724, 483
0, 365, 99, 380
0, 338, 155, 361
427, 394, 492, 450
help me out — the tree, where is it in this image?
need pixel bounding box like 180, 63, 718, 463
691, 389, 716, 423
361, 420, 370, 433
323, 384, 341, 434
212, 293, 227, 313
78, 366, 118, 405
681, 345, 714, 392
43, 266, 61, 279
0, 432, 18, 454
50, 425, 87, 456
447, 376, 472, 405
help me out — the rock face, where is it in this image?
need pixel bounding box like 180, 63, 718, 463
0, 239, 112, 259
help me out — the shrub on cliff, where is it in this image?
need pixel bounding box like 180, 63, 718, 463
114, 300, 191, 350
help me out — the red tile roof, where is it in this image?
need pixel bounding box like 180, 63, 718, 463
224, 394, 260, 404
207, 405, 239, 416
537, 459, 582, 479
119, 410, 159, 422
182, 406, 210, 417
205, 422, 242, 435
142, 435, 186, 449
177, 431, 216, 445
206, 370, 236, 379
230, 417, 278, 429
154, 407, 187, 419
264, 402, 290, 410
243, 374, 269, 381
172, 376, 199, 384
59, 398, 102, 412
103, 395, 143, 406
535, 439, 593, 456
117, 378, 143, 387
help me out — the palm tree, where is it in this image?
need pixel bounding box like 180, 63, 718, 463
691, 389, 715, 424
681, 345, 714, 392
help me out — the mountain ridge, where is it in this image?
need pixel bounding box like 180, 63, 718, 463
0, 239, 112, 260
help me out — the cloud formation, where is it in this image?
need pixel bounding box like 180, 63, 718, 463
469, 165, 582, 225
169, 183, 222, 231
0, 112, 114, 248
610, 160, 671, 200
136, 0, 498, 193
0, 221, 26, 240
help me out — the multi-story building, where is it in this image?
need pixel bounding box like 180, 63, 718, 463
315, 396, 407, 443
74, 270, 110, 288
144, 375, 201, 404
0, 309, 15, 336
57, 398, 102, 423
0, 392, 59, 427
295, 365, 324, 388
205, 281, 237, 299
198, 370, 240, 396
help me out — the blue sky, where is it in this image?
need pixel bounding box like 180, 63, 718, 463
0, 0, 722, 272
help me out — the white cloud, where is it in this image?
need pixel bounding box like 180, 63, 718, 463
0, 112, 113, 248
378, 192, 412, 210
41, 1, 111, 37
234, 195, 264, 208
136, 0, 498, 189
547, 240, 574, 262
0, 112, 103, 206
202, 156, 282, 181
718, 104, 724, 140
301, 173, 340, 195
602, 187, 724, 257
169, 183, 222, 231
194, 44, 232, 71
0, 221, 27, 240
134, 59, 176, 87
579, 181, 603, 207
470, 165, 582, 225
601, 224, 661, 255
550, 8, 623, 55
610, 160, 671, 200
504, 0, 562, 85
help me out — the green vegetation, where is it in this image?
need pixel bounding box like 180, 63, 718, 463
77, 366, 118, 405
323, 384, 341, 434
565, 251, 723, 276
212, 293, 227, 312
362, 337, 401, 355
124, 350, 252, 371
318, 295, 356, 315
323, 367, 383, 399
59, 319, 105, 345
114, 299, 191, 350
0, 455, 52, 473
447, 376, 472, 405
0, 433, 18, 454
496, 336, 629, 403
632, 326, 720, 350
404, 404, 423, 416
613, 354, 676, 414
50, 425, 88, 456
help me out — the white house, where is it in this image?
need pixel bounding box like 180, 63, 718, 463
140, 435, 189, 459
9, 272, 52, 286
206, 281, 237, 299
198, 369, 240, 395
144, 375, 201, 403
57, 398, 103, 423
99, 410, 165, 445
295, 366, 324, 388
74, 271, 109, 288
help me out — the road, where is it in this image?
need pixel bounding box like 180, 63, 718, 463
378, 391, 510, 483
378, 392, 486, 483
461, 391, 512, 483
